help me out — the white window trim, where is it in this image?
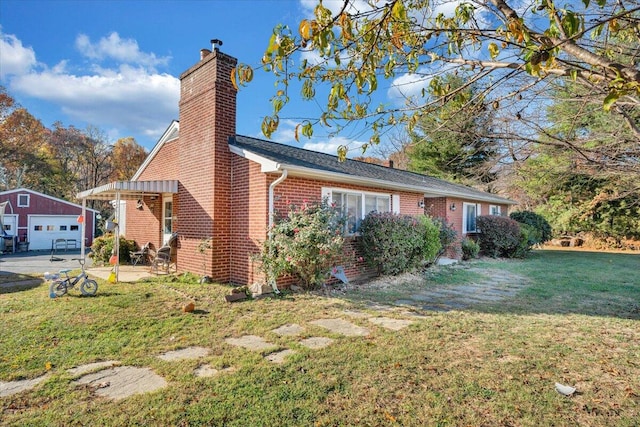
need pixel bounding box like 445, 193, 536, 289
17, 193, 30, 207
321, 187, 392, 234
489, 205, 501, 216
463, 202, 481, 234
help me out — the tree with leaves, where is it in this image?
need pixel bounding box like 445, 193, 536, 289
233, 0, 639, 170
406, 73, 498, 185
111, 137, 148, 181
0, 87, 50, 190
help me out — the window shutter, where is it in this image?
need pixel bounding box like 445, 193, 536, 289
392, 194, 400, 214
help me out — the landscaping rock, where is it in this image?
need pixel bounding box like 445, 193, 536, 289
225, 292, 247, 303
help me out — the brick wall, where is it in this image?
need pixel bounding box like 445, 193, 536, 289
177, 49, 237, 281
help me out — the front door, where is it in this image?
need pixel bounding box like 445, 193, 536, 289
162, 196, 173, 245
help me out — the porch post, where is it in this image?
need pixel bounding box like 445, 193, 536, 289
81, 198, 86, 261
115, 191, 120, 283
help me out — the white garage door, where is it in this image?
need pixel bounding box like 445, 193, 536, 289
28, 215, 82, 251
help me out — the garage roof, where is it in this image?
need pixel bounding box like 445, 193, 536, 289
76, 180, 178, 201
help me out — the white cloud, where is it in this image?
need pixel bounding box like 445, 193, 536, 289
75, 32, 170, 69
388, 71, 432, 103
0, 29, 37, 79
11, 65, 179, 139
1, 30, 178, 147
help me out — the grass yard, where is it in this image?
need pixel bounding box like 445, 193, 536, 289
1, 249, 639, 426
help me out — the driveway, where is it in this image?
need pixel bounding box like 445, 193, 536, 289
0, 249, 93, 276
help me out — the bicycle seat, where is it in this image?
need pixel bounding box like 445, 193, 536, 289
59, 269, 72, 274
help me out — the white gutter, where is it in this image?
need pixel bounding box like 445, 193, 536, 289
268, 169, 288, 230
267, 169, 287, 294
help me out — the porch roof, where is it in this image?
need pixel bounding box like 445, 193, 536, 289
76, 180, 178, 201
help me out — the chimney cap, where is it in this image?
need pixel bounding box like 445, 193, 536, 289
211, 39, 223, 50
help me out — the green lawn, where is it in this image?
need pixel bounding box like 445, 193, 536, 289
1, 250, 639, 426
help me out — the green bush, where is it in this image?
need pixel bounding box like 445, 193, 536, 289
418, 215, 442, 264
513, 223, 537, 258
510, 211, 552, 244
359, 213, 426, 275
259, 200, 346, 290
89, 233, 136, 265
433, 218, 459, 260
476, 215, 522, 258
461, 238, 480, 260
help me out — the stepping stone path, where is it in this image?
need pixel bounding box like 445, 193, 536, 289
272, 323, 305, 336
194, 364, 236, 378
74, 366, 167, 401
157, 346, 210, 361
310, 318, 370, 337
1, 312, 419, 399
368, 317, 414, 331
299, 337, 334, 349
225, 335, 277, 351
0, 374, 49, 398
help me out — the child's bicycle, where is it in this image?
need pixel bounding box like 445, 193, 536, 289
47, 258, 98, 297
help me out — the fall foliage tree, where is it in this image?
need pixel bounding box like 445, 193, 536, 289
233, 0, 639, 171
111, 137, 148, 181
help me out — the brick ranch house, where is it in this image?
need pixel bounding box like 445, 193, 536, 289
77, 44, 516, 286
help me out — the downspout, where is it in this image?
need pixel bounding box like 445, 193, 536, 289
267, 169, 287, 293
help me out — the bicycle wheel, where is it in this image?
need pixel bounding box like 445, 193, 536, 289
80, 279, 98, 296
49, 281, 67, 297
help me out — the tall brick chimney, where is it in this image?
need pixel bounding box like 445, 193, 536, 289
177, 41, 237, 282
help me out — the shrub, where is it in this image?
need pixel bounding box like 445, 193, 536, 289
510, 211, 552, 244
89, 233, 136, 265
359, 212, 425, 275
476, 215, 522, 258
418, 215, 442, 264
433, 218, 459, 260
259, 200, 346, 290
461, 238, 480, 260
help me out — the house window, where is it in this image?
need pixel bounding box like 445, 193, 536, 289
34, 225, 43, 231
326, 188, 391, 234
17, 194, 29, 207
490, 205, 501, 216
60, 225, 67, 231
47, 225, 55, 231
70, 225, 79, 231
463, 203, 481, 234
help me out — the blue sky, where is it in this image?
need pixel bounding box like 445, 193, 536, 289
1, 0, 404, 155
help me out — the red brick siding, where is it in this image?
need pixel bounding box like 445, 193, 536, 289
176, 50, 237, 281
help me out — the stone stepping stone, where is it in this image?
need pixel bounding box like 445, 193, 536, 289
342, 309, 370, 318
265, 349, 295, 364
157, 346, 210, 361
299, 337, 334, 349
368, 317, 414, 331
309, 318, 370, 337
225, 335, 277, 351
0, 374, 49, 398
272, 324, 304, 336
67, 361, 119, 376
74, 366, 167, 400
194, 364, 236, 378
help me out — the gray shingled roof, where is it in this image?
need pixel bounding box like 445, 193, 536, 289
229, 135, 516, 205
